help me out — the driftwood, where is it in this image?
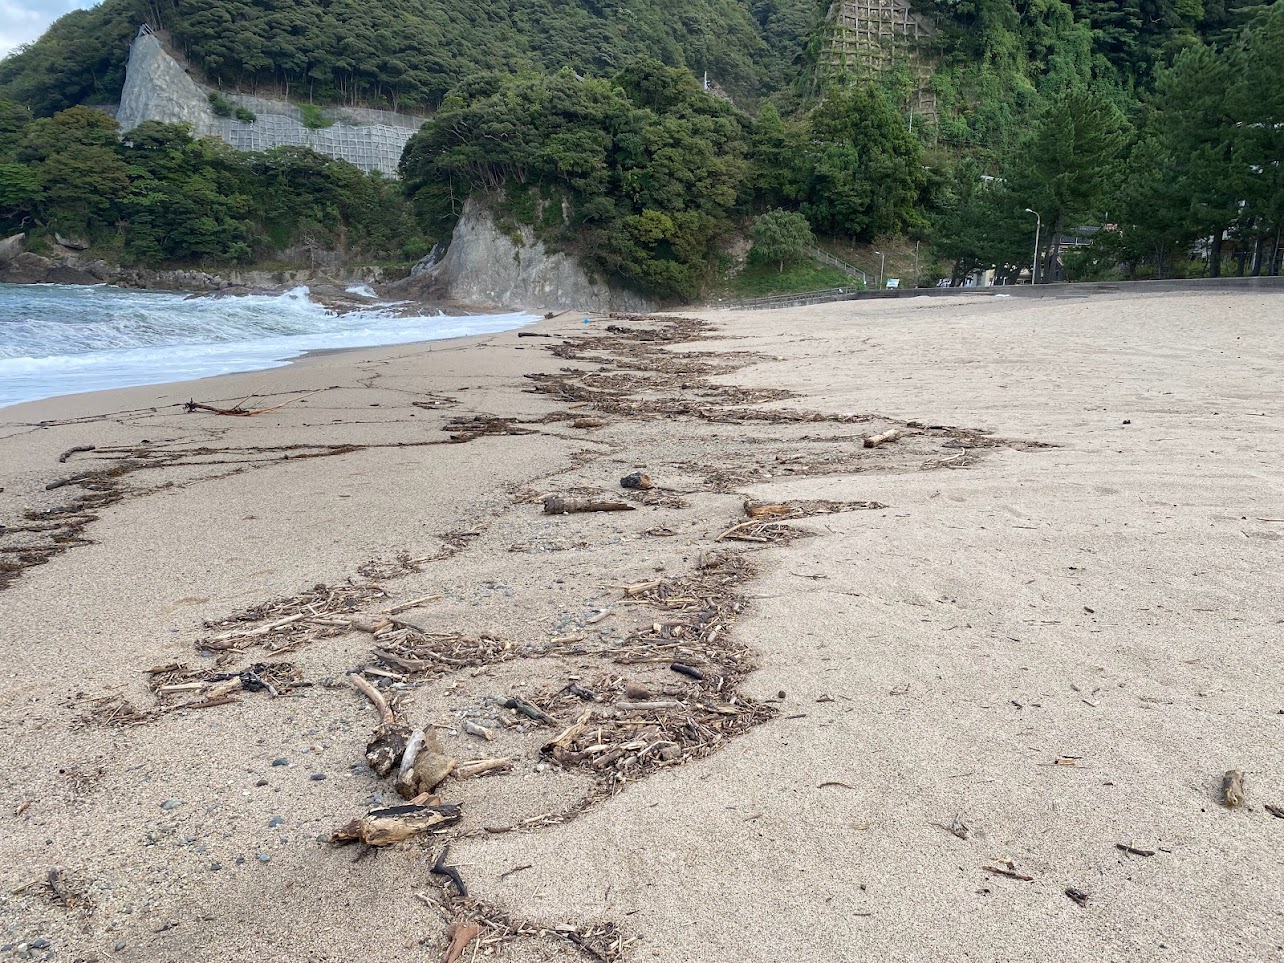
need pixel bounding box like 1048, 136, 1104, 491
504, 696, 555, 724
183, 389, 324, 417
543, 495, 635, 515
350, 673, 412, 777
432, 845, 468, 896
442, 922, 483, 963
863, 428, 902, 449
396, 728, 455, 799
331, 803, 462, 846
57, 445, 95, 463
1222, 769, 1246, 808
453, 758, 512, 779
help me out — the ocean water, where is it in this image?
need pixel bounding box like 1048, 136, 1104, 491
0, 283, 533, 409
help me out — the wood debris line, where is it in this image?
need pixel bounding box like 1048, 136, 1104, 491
543, 495, 636, 515
67, 692, 157, 730
146, 660, 305, 710
437, 894, 630, 963
183, 388, 328, 417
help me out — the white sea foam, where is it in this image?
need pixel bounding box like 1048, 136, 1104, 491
0, 283, 532, 408
345, 284, 379, 298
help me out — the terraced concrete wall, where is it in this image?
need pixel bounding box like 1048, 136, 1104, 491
115, 33, 424, 176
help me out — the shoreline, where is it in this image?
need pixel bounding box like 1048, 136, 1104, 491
0, 281, 538, 411
1, 288, 1281, 961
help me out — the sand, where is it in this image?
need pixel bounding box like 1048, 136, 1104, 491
1, 289, 1281, 962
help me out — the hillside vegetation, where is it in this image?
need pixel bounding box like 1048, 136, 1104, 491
0, 0, 824, 115
0, 0, 1280, 296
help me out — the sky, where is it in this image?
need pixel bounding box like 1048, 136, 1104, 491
0, 0, 96, 58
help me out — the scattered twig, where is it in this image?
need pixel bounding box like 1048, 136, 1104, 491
497, 864, 533, 881
1115, 843, 1155, 857
1264, 804, 1284, 819
818, 781, 856, 790
983, 865, 1034, 882
1064, 887, 1089, 906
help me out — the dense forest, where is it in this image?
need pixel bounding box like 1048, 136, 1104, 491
0, 104, 425, 265
0, 0, 1280, 296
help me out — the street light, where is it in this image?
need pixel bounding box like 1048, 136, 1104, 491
1024, 208, 1041, 284
874, 250, 885, 289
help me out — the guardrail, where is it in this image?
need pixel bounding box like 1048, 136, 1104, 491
805, 246, 868, 285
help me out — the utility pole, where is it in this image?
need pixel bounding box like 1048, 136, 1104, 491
874, 250, 885, 289
1024, 208, 1042, 284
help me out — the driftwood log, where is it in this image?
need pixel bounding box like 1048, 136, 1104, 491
331, 803, 462, 846
863, 428, 902, 449
543, 495, 635, 515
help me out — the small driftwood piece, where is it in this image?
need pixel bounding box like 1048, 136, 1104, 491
745, 503, 792, 518
504, 696, 555, 725
331, 803, 462, 846
453, 757, 512, 779
396, 728, 456, 799
543, 708, 594, 754
983, 864, 1034, 882
1222, 769, 1246, 808
1065, 887, 1089, 907
442, 922, 483, 963
1264, 804, 1284, 819
350, 673, 411, 777
863, 428, 902, 449
1115, 843, 1155, 857
58, 445, 95, 463
543, 495, 635, 515
432, 845, 468, 897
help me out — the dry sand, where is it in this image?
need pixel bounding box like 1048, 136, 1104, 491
0, 289, 1281, 962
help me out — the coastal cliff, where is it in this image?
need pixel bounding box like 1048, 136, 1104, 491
399, 199, 657, 313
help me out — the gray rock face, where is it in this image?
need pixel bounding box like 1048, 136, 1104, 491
409, 199, 656, 313
116, 34, 423, 176
0, 233, 25, 265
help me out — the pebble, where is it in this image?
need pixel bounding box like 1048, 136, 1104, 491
268, 816, 284, 828
271, 757, 288, 767
30, 940, 50, 950
257, 854, 271, 864
254, 779, 269, 787
160, 799, 184, 811
115, 942, 126, 952
309, 773, 326, 781
208, 863, 221, 872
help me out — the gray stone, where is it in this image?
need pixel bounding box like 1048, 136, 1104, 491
159, 798, 184, 811
53, 232, 89, 251
0, 233, 24, 265
270, 757, 288, 767
0, 252, 54, 284
268, 816, 284, 827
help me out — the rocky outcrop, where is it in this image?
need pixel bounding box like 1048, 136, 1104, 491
0, 232, 25, 265
399, 199, 655, 313
116, 32, 423, 177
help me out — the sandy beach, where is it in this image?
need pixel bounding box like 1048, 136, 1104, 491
1, 288, 1281, 962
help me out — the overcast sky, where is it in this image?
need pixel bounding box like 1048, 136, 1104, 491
0, 0, 96, 58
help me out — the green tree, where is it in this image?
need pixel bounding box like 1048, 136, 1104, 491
1006, 88, 1129, 278
751, 208, 814, 272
